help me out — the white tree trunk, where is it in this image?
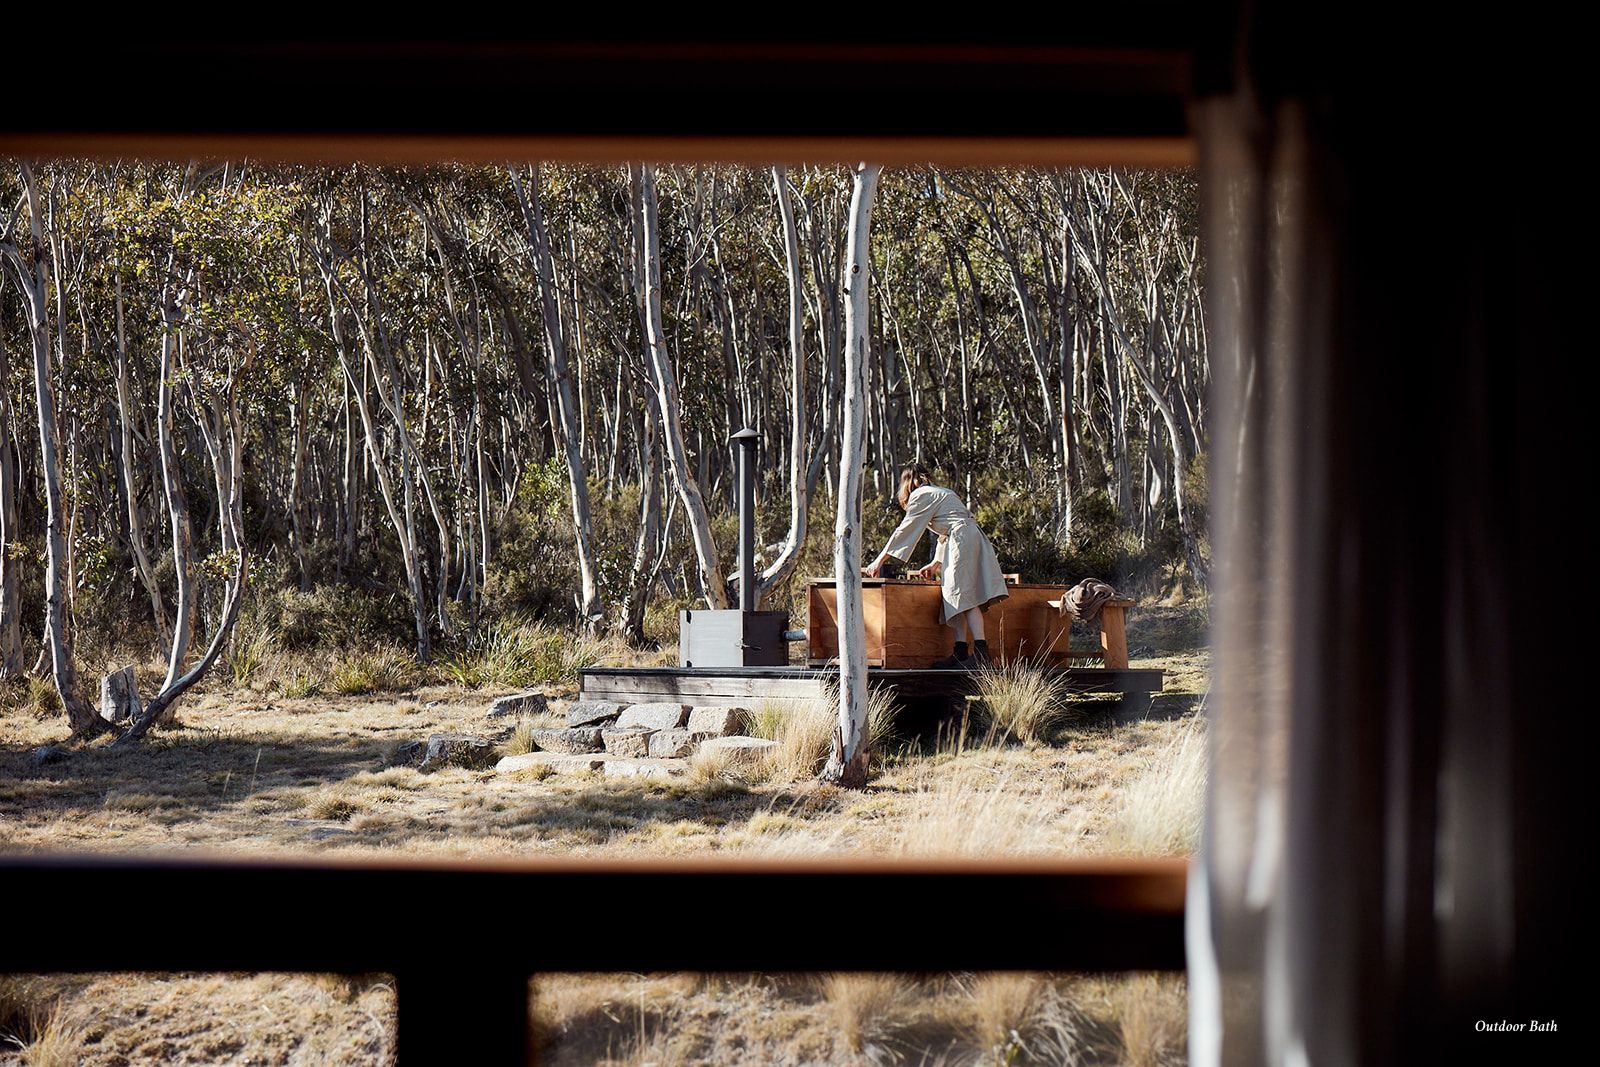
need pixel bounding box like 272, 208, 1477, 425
4, 163, 99, 734
509, 164, 605, 625
313, 226, 432, 660
822, 162, 882, 788
0, 330, 22, 677
757, 165, 811, 605
629, 162, 729, 609
121, 354, 250, 744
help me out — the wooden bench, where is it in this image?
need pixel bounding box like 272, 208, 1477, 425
805, 578, 1137, 669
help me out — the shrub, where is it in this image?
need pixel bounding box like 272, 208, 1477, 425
442, 620, 619, 689
971, 659, 1073, 746
330, 646, 417, 696
280, 668, 321, 699
226, 622, 276, 686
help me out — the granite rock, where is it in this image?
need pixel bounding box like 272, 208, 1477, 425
699, 735, 779, 768
488, 692, 549, 718
530, 726, 605, 754
419, 733, 496, 772
602, 726, 656, 757
565, 700, 625, 728
615, 702, 692, 730
686, 706, 749, 737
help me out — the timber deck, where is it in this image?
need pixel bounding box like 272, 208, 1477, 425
579, 665, 1164, 718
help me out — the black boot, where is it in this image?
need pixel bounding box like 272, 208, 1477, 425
964, 640, 994, 669
933, 641, 968, 669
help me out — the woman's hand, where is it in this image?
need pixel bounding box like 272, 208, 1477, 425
912, 561, 941, 581
863, 558, 884, 578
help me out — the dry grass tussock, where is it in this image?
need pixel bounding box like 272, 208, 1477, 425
0, 973, 394, 1066
1105, 710, 1206, 855
890, 761, 1092, 857
531, 970, 1182, 1066
1, 984, 83, 1067
1074, 972, 1189, 1066
329, 646, 419, 696
970, 658, 1074, 746
743, 681, 897, 784
439, 620, 627, 689
819, 972, 915, 1055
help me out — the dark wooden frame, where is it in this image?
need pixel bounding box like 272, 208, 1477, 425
1, 34, 1203, 1066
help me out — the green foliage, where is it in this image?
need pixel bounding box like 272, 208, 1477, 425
280, 668, 322, 700
226, 622, 275, 686
0, 160, 1207, 684
257, 585, 419, 652
329, 646, 418, 696
441, 619, 610, 689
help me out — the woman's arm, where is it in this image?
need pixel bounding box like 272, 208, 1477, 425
869, 488, 937, 576
911, 534, 947, 581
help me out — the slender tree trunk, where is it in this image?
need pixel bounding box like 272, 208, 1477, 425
622, 393, 663, 645
510, 164, 605, 625
313, 225, 432, 660
0, 303, 25, 677
112, 266, 174, 644
288, 369, 312, 590
1057, 215, 1079, 539
822, 161, 882, 788
629, 162, 729, 609
121, 356, 250, 744
757, 165, 811, 605
154, 260, 198, 711
5, 164, 99, 734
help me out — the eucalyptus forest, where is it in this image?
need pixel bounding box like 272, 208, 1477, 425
0, 157, 1212, 1063
0, 159, 1208, 743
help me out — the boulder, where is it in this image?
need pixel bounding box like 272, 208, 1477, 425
602, 758, 687, 781
100, 665, 141, 724
530, 726, 605, 754
687, 706, 749, 737
699, 735, 779, 768
565, 700, 625, 728
418, 733, 496, 772
304, 826, 358, 841
28, 745, 65, 768
496, 752, 606, 775
602, 726, 656, 757
488, 692, 549, 719
615, 702, 692, 730
390, 740, 428, 767
647, 728, 704, 759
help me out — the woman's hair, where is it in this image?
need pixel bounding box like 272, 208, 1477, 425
897, 464, 934, 509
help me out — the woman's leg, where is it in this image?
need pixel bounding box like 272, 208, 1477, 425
964, 608, 985, 641
933, 610, 970, 668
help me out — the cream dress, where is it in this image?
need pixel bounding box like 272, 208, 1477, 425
881, 485, 1010, 625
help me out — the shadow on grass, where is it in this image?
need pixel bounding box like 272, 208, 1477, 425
0, 726, 404, 828
1123, 603, 1210, 656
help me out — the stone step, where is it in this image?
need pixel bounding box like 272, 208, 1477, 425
496, 752, 607, 775
495, 751, 688, 780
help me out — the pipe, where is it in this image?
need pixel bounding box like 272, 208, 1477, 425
731, 427, 759, 613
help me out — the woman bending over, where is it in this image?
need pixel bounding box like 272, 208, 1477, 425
864, 465, 1009, 668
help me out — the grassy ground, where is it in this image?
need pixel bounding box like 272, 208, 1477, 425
0, 605, 1207, 1065
531, 971, 1187, 1066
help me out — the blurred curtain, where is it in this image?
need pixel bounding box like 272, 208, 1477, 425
1189, 8, 1576, 1064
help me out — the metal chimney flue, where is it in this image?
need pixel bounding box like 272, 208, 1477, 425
675, 427, 789, 668
732, 427, 759, 612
